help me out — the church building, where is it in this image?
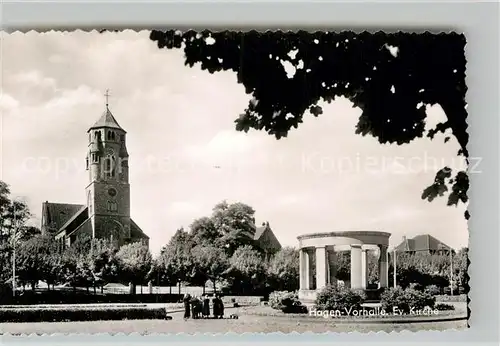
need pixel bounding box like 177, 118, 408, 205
41, 103, 149, 250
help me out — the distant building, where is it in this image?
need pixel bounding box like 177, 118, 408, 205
254, 222, 282, 259
41, 104, 149, 250
394, 234, 453, 255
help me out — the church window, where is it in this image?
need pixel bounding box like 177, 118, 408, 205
86, 157, 89, 169
107, 201, 118, 212
104, 155, 116, 177
107, 131, 116, 141
120, 134, 125, 142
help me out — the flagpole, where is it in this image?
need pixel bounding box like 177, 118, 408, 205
12, 202, 17, 298
393, 248, 397, 288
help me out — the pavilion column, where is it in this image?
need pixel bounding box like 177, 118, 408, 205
327, 249, 337, 287
378, 245, 389, 288
361, 248, 368, 289
350, 244, 363, 289
315, 246, 328, 290
299, 248, 307, 290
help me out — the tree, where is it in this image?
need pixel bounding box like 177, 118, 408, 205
189, 217, 220, 247
228, 245, 267, 294
211, 200, 257, 255
453, 247, 469, 290
0, 181, 31, 240
15, 234, 57, 290
86, 238, 119, 293
116, 242, 152, 294
191, 244, 230, 293
335, 252, 351, 282
149, 31, 468, 215
159, 228, 197, 289
267, 247, 299, 291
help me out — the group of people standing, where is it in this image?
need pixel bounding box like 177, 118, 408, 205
182, 293, 225, 320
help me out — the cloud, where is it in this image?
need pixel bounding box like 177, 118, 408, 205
1, 31, 469, 255
9, 70, 57, 89
0, 93, 20, 112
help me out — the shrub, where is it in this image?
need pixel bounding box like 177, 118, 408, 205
0, 306, 167, 323
424, 285, 441, 296
268, 291, 307, 314
314, 285, 365, 312
380, 287, 435, 314
435, 303, 455, 311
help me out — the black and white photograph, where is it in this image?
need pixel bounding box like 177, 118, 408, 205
0, 30, 469, 334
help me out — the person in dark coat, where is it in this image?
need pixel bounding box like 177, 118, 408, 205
195, 296, 203, 318
190, 295, 200, 319
202, 294, 210, 318
183, 293, 191, 319
213, 294, 224, 319
218, 295, 225, 319
212, 294, 219, 318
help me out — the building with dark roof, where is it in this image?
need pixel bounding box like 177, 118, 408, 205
254, 222, 282, 258
394, 234, 453, 254
41, 105, 149, 250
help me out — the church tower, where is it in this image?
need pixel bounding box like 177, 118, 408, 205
85, 95, 131, 247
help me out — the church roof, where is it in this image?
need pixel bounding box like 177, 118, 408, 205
88, 107, 126, 133
42, 202, 85, 232
254, 222, 282, 252
394, 234, 452, 252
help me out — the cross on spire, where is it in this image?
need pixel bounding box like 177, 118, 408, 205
104, 89, 111, 108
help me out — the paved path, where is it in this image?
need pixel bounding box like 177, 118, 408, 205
1, 306, 467, 335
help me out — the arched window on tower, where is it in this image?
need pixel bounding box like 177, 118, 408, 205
107, 201, 118, 212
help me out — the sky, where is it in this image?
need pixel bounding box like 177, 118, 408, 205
0, 30, 469, 256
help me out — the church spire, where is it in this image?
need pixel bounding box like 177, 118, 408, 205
87, 89, 126, 133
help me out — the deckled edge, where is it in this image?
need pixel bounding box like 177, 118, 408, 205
0, 29, 470, 337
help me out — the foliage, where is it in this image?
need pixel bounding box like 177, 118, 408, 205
159, 228, 196, 285
228, 245, 267, 294
0, 306, 167, 322
268, 290, 307, 314
435, 303, 455, 311
189, 217, 220, 246
149, 31, 468, 212
314, 284, 365, 312
15, 234, 58, 289
191, 244, 230, 291
0, 181, 32, 240
380, 286, 435, 314
424, 284, 442, 296
211, 201, 257, 255
116, 242, 152, 289
267, 247, 299, 291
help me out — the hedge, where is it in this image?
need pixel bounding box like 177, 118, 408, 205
380, 287, 435, 314
0, 304, 147, 309
0, 306, 168, 323
0, 292, 184, 305
314, 285, 366, 312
